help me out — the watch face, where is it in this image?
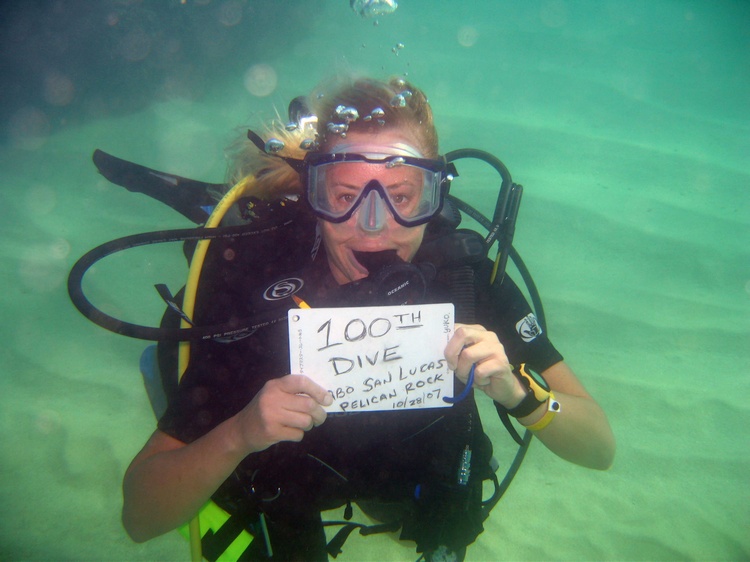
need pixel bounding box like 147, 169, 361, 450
519, 363, 551, 392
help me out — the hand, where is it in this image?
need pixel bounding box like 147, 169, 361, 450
233, 375, 333, 454
444, 323, 525, 408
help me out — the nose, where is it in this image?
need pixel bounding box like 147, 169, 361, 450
357, 189, 389, 232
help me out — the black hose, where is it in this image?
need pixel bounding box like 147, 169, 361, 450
67, 223, 293, 341
445, 148, 512, 224
445, 148, 551, 511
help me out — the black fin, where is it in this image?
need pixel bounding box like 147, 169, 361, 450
92, 149, 226, 224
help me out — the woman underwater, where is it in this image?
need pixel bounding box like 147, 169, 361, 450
121, 76, 615, 561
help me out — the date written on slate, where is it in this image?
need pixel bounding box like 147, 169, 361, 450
288, 303, 455, 413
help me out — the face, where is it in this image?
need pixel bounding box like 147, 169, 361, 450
318, 132, 429, 284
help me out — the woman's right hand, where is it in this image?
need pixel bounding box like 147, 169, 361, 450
122, 375, 331, 542
232, 374, 333, 454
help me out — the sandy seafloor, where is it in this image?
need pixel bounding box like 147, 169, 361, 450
0, 1, 748, 560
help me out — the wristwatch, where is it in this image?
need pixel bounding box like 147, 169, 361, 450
506, 364, 561, 430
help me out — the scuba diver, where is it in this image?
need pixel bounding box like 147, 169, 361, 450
68, 76, 614, 561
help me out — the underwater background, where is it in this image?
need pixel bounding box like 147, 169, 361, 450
0, 1, 747, 560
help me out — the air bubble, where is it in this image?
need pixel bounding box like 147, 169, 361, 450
8, 107, 51, 150
385, 157, 406, 169
244, 64, 278, 97
18, 241, 69, 293
390, 94, 406, 108
351, 0, 398, 18
43, 72, 75, 107
335, 105, 359, 123
457, 25, 479, 47
265, 138, 285, 153
367, 108, 386, 126
218, 0, 243, 27
327, 123, 349, 135
119, 27, 151, 62
299, 139, 317, 150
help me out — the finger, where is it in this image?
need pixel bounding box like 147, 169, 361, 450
445, 325, 481, 370
443, 334, 463, 369
470, 357, 508, 386
274, 426, 306, 443
455, 323, 487, 331
279, 374, 334, 407
459, 333, 504, 363
452, 340, 488, 380
310, 407, 328, 427
285, 394, 329, 427
278, 409, 318, 433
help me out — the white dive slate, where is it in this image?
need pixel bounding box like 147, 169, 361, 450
288, 303, 455, 413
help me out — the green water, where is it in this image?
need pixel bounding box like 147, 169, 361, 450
0, 1, 747, 560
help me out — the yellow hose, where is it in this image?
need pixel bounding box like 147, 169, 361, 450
176, 174, 257, 561
178, 175, 257, 380
490, 252, 501, 285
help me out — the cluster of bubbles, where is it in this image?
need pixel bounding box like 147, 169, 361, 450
363, 107, 386, 123
389, 88, 412, 108
263, 85, 413, 154
350, 0, 398, 19
265, 113, 320, 154
326, 104, 363, 137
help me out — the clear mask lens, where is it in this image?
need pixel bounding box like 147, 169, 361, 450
307, 154, 446, 226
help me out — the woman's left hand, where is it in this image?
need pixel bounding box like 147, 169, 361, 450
444, 323, 526, 408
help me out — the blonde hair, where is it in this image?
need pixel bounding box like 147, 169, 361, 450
225, 76, 438, 201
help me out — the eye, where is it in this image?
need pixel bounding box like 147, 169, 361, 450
328, 185, 360, 211
388, 182, 420, 209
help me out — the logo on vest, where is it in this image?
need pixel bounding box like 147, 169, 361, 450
516, 313, 542, 342
263, 278, 304, 301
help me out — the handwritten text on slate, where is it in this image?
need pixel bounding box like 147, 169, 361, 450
288, 303, 455, 413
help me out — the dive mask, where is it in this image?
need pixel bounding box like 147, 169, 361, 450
246, 129, 455, 228
306, 152, 453, 227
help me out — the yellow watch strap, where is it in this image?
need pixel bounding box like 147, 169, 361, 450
524, 393, 560, 432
